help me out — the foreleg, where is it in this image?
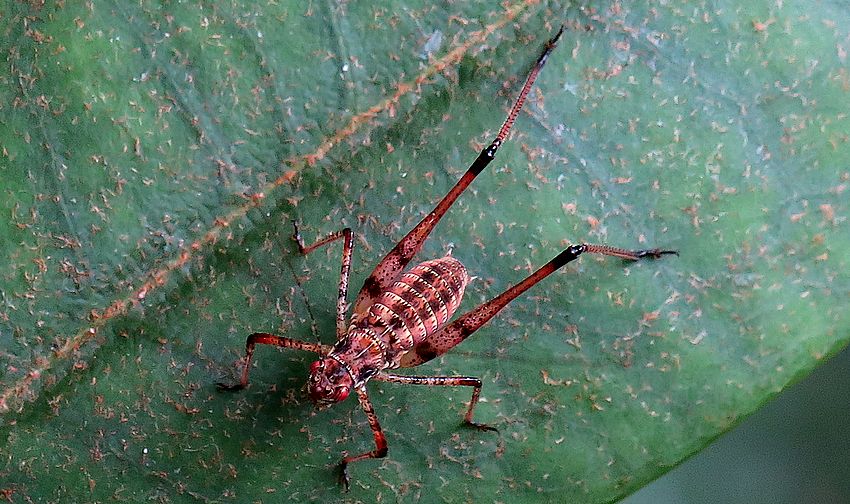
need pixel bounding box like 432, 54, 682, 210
293, 222, 354, 339
217, 333, 330, 390
339, 385, 388, 490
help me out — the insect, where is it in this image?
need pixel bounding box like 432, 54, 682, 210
220, 25, 675, 489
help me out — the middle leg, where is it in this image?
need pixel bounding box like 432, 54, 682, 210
217, 333, 330, 390
374, 371, 498, 431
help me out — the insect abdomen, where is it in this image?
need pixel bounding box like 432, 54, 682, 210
355, 256, 468, 364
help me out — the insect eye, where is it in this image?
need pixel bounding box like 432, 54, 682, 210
309, 360, 323, 374
334, 386, 350, 402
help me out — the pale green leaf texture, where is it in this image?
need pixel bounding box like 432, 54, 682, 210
1, 1, 847, 502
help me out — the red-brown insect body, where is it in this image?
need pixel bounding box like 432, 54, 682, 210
317, 257, 469, 395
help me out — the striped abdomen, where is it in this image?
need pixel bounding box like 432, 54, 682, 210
351, 256, 468, 367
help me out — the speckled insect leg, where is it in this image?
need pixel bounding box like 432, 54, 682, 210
293, 222, 355, 339
400, 244, 676, 368
339, 385, 388, 491
374, 372, 498, 431
583, 243, 678, 261
217, 333, 331, 390
352, 26, 566, 316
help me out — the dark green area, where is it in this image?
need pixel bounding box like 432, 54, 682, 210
1, 1, 847, 502
627, 345, 850, 503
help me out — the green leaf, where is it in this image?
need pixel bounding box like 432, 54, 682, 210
1, 1, 847, 502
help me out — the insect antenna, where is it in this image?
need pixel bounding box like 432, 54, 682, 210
284, 257, 326, 354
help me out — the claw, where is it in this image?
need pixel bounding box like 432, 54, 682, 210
338, 461, 351, 491
215, 380, 245, 392
291, 219, 306, 253
635, 248, 679, 259
465, 420, 499, 434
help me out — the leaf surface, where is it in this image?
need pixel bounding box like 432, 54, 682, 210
1, 1, 847, 502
